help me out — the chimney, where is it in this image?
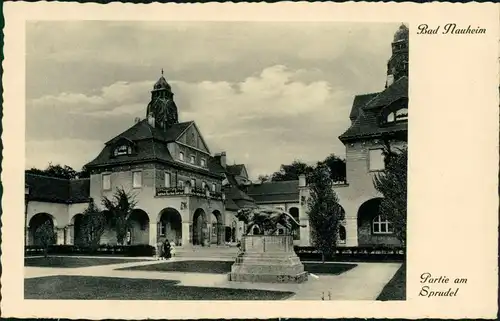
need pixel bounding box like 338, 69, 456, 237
386, 74, 394, 88
298, 174, 306, 187
215, 151, 227, 168
134, 117, 141, 124
147, 113, 155, 128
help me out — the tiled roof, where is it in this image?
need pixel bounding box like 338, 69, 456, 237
25, 173, 90, 204
105, 119, 193, 145
339, 76, 408, 142
226, 164, 245, 176
349, 93, 380, 121
246, 180, 300, 204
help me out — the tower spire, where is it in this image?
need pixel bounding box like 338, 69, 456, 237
161, 68, 164, 76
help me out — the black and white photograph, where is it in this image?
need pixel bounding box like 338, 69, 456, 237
23, 20, 408, 301
1, 2, 498, 319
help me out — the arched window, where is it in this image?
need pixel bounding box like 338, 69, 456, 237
395, 108, 408, 121
179, 152, 184, 161
338, 225, 346, 244
387, 112, 395, 123
372, 215, 393, 234
114, 145, 132, 156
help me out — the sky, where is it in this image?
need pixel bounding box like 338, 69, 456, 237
26, 21, 400, 180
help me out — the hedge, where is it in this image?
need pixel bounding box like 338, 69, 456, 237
294, 245, 405, 262
25, 244, 155, 257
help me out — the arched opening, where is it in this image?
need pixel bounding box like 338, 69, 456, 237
357, 198, 398, 246
128, 209, 150, 245
71, 214, 85, 246
211, 210, 223, 245
100, 210, 117, 245
28, 213, 56, 246
289, 207, 300, 240
192, 208, 208, 246
158, 208, 182, 246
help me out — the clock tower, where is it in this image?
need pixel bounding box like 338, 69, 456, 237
146, 70, 179, 129
385, 24, 409, 88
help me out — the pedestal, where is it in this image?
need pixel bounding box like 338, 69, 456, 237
229, 235, 308, 284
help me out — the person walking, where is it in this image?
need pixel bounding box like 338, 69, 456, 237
163, 239, 171, 260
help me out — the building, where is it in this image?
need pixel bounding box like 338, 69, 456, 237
25, 24, 408, 249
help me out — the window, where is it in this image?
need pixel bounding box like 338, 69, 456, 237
178, 180, 184, 188
211, 183, 216, 192
190, 179, 196, 188
179, 152, 184, 161
369, 149, 385, 171
164, 172, 171, 188
202, 181, 207, 190
200, 158, 206, 167
372, 215, 393, 234
190, 155, 196, 164
132, 171, 142, 188
114, 145, 132, 156
387, 112, 395, 123
102, 174, 111, 191
395, 108, 408, 121
159, 221, 167, 236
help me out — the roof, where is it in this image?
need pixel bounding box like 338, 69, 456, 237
25, 173, 90, 204
226, 164, 245, 176
105, 119, 193, 145
349, 93, 380, 121
340, 76, 408, 142
246, 180, 300, 204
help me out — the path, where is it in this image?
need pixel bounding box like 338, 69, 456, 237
24, 256, 401, 300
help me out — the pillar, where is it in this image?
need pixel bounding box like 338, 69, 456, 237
65, 225, 74, 245
345, 217, 358, 247
300, 218, 310, 246
217, 223, 224, 245
149, 222, 157, 246
182, 222, 191, 247
56, 228, 65, 245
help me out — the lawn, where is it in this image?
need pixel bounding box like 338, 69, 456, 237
376, 263, 406, 300
118, 260, 357, 275
24, 275, 294, 300
24, 256, 147, 268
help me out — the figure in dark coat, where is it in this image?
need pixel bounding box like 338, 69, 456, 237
163, 239, 172, 259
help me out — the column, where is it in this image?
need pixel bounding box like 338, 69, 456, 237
149, 222, 157, 247
300, 218, 310, 246
345, 217, 358, 247
65, 225, 74, 245
182, 222, 191, 247
56, 228, 65, 245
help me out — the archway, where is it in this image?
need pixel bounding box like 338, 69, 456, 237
357, 197, 388, 246
288, 207, 300, 240
158, 208, 182, 246
71, 214, 85, 246
192, 208, 207, 246
338, 225, 346, 244
28, 213, 56, 246
211, 210, 223, 245
129, 209, 150, 245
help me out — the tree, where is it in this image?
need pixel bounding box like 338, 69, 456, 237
81, 199, 106, 252
35, 220, 56, 258
271, 160, 314, 182
373, 144, 407, 246
307, 164, 343, 263
318, 154, 346, 183
77, 166, 91, 179
257, 174, 271, 183
26, 163, 78, 179
101, 187, 138, 245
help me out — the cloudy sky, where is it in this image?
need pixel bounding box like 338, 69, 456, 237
26, 21, 399, 179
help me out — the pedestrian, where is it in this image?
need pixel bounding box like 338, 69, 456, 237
163, 239, 171, 260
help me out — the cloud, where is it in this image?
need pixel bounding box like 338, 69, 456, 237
27, 65, 353, 179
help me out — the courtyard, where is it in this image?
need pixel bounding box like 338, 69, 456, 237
24, 256, 404, 300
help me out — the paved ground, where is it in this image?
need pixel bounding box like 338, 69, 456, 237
24, 256, 401, 300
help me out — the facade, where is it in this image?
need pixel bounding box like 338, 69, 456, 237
25, 24, 407, 250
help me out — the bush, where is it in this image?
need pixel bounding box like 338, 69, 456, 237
24, 244, 155, 257
294, 245, 405, 262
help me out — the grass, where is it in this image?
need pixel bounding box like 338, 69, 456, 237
118, 260, 357, 275
24, 275, 294, 300
376, 263, 406, 300
24, 256, 146, 268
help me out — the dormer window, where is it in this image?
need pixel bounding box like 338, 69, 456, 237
190, 155, 196, 164
114, 145, 132, 157
395, 108, 408, 121
179, 152, 184, 161
387, 112, 395, 123
200, 158, 206, 167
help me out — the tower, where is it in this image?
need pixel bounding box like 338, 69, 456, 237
146, 70, 179, 129
385, 24, 409, 88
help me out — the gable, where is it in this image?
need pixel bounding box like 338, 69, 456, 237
177, 122, 210, 154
